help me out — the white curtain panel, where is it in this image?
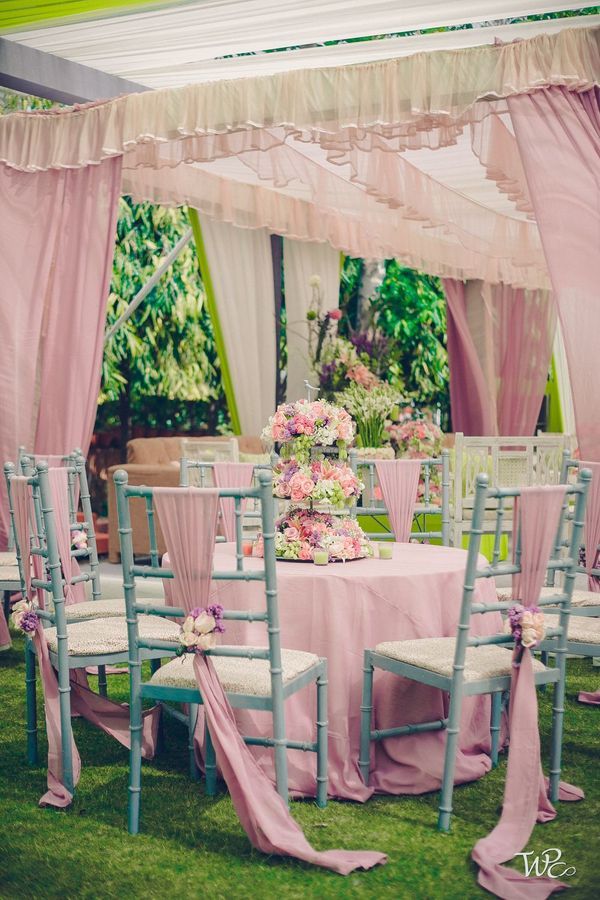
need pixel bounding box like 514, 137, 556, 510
198, 215, 277, 436
283, 239, 340, 403
553, 321, 576, 441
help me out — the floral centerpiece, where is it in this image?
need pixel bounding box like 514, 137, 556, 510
273, 457, 363, 509
254, 508, 372, 562
386, 410, 443, 459
261, 399, 354, 464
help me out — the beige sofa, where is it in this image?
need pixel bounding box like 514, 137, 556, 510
107, 435, 264, 562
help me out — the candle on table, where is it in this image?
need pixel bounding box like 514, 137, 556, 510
313, 550, 329, 565
242, 540, 254, 557
378, 543, 393, 560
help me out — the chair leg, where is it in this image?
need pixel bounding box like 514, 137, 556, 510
188, 704, 201, 783
3, 590, 10, 621
539, 650, 549, 692
549, 651, 567, 804
128, 661, 143, 835
437, 687, 465, 832
149, 660, 165, 754
204, 718, 217, 796
359, 651, 374, 785
490, 692, 502, 768
58, 670, 75, 797
272, 689, 289, 806
316, 662, 328, 808
25, 642, 38, 765
97, 664, 108, 698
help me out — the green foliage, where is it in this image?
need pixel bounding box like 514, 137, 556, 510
372, 261, 449, 422
99, 197, 227, 443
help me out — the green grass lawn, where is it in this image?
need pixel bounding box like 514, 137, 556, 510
1, 634, 598, 899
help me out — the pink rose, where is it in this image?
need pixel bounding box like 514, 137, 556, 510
298, 545, 313, 560
328, 308, 342, 320
284, 526, 300, 540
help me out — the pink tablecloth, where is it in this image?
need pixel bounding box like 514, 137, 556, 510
167, 542, 501, 802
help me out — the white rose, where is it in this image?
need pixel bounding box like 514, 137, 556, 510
520, 626, 538, 648
309, 274, 321, 288
194, 612, 216, 635
182, 616, 195, 634
12, 600, 28, 614
179, 632, 198, 648
196, 633, 217, 651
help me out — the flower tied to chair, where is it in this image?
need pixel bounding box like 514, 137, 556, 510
177, 604, 225, 655
473, 485, 584, 900
506, 604, 545, 649
11, 600, 40, 635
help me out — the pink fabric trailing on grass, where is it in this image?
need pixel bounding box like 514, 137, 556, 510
48, 469, 86, 605
375, 459, 421, 542
509, 86, 600, 460
473, 485, 584, 899
11, 475, 159, 808
0, 608, 10, 652
154, 486, 387, 874
212, 463, 255, 541
443, 278, 555, 436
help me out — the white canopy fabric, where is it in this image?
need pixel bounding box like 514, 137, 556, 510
283, 239, 341, 403
198, 215, 277, 433
1, 26, 598, 290
6, 2, 593, 87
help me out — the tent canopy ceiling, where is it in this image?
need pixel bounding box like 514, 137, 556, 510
1, 15, 598, 289
4, 3, 597, 88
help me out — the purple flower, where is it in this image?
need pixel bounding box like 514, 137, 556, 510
19, 611, 39, 634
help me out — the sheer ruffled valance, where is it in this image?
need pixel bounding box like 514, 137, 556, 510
0, 27, 597, 173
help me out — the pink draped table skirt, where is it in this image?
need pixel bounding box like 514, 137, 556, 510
169, 542, 501, 801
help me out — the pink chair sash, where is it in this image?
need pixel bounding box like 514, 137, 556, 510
11, 475, 159, 808
473, 486, 583, 899
154, 486, 387, 874
374, 459, 421, 543
577, 461, 600, 704
212, 463, 255, 542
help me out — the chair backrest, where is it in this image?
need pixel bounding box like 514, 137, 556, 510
5, 457, 102, 613
114, 470, 284, 694
453, 433, 569, 522
349, 450, 451, 544
451, 469, 590, 679
555, 455, 600, 584
179, 458, 275, 529
181, 437, 239, 465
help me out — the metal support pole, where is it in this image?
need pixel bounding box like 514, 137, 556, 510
103, 229, 193, 345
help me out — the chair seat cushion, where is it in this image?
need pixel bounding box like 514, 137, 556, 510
0, 565, 20, 581
375, 637, 548, 683
150, 646, 320, 696
0, 552, 17, 566
544, 615, 600, 645
496, 586, 600, 608
43, 614, 180, 656
65, 597, 166, 621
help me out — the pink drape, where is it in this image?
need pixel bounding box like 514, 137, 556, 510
374, 460, 421, 542
473, 486, 583, 898
443, 278, 555, 436
11, 473, 159, 807
154, 486, 386, 874
508, 86, 600, 459
213, 463, 255, 542
0, 158, 122, 549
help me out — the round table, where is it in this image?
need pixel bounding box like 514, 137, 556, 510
196, 541, 501, 802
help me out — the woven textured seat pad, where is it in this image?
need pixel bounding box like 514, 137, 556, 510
0, 565, 20, 581
496, 586, 600, 608
544, 614, 600, 645
65, 597, 166, 621
43, 614, 180, 656
150, 646, 320, 696
375, 637, 547, 682
0, 552, 17, 566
